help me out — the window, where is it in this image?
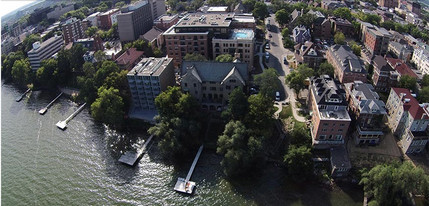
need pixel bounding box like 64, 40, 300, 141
338, 129, 343, 132
202, 86, 206, 91
193, 83, 197, 87
336, 135, 342, 140
229, 79, 236, 83
210, 87, 216, 91
226, 86, 231, 90
323, 123, 329, 126
322, 128, 327, 132
319, 135, 326, 140
340, 124, 345, 127
184, 83, 188, 87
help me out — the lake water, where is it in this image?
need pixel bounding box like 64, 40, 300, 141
1, 83, 363, 205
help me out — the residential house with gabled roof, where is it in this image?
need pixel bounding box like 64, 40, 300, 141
344, 81, 387, 145
115, 48, 145, 71
294, 41, 325, 69
308, 75, 351, 149
292, 25, 311, 44
386, 57, 419, 81
289, 9, 302, 29
326, 45, 367, 83
385, 88, 429, 154
181, 61, 249, 111
372, 55, 399, 92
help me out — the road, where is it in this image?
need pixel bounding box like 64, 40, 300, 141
265, 14, 306, 123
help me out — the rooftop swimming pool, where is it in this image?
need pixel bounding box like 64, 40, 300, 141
231, 29, 254, 39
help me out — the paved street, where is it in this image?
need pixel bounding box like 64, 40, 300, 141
264, 14, 306, 122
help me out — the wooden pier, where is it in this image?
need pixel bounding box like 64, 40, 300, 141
16, 88, 31, 102
118, 134, 154, 166
39, 92, 63, 115
56, 103, 86, 130
174, 145, 204, 194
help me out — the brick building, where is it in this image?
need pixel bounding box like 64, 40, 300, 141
61, 17, 85, 44
326, 45, 367, 83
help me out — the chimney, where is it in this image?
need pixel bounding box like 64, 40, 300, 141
127, 49, 130, 55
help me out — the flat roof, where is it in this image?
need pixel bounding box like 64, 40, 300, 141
207, 6, 228, 12
319, 109, 351, 120
128, 57, 172, 76
175, 13, 233, 28
154, 14, 178, 22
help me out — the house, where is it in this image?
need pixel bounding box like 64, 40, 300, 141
385, 88, 429, 154
308, 75, 351, 149
289, 9, 302, 29
331, 18, 354, 37
292, 25, 311, 44
115, 48, 144, 71
388, 41, 413, 62
321, 0, 347, 10
372, 55, 399, 92
294, 41, 325, 69
141, 27, 164, 49
181, 61, 249, 111
308, 10, 331, 40
386, 57, 418, 81
344, 81, 387, 145
74, 37, 104, 51
412, 46, 429, 75
326, 45, 367, 83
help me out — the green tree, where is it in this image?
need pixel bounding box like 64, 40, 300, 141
97, 2, 109, 12
2, 51, 25, 80
56, 48, 72, 85
242, 0, 256, 12
289, 123, 311, 147
334, 32, 345, 45
398, 75, 417, 91
217, 120, 263, 177
281, 28, 290, 38
94, 61, 120, 87
333, 7, 352, 21
36, 59, 58, 87
318, 61, 335, 76
286, 64, 314, 93
91, 86, 124, 126
23, 34, 41, 53
381, 20, 395, 30
94, 50, 107, 62
215, 54, 234, 62
183, 53, 208, 61
11, 59, 32, 87
295, 13, 316, 28
283, 145, 313, 181
418, 87, 429, 103
349, 41, 361, 56
421, 74, 429, 87
360, 162, 429, 206
253, 68, 280, 99
283, 37, 295, 49
115, 1, 125, 8
275, 9, 290, 26
245, 93, 275, 137
85, 26, 99, 37
252, 2, 269, 20
222, 87, 249, 121
70, 44, 87, 71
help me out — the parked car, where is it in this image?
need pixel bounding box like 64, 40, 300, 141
275, 91, 280, 101
283, 57, 287, 64
269, 33, 272, 38
265, 43, 270, 49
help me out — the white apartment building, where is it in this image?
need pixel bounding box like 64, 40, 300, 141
27, 35, 64, 70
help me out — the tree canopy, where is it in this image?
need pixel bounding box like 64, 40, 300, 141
215, 54, 234, 62
2, 51, 25, 80
286, 64, 314, 93
283, 145, 313, 181
90, 86, 125, 126
253, 68, 280, 99
317, 62, 335, 77
11, 58, 32, 87
334, 32, 345, 45
252, 2, 269, 20
333, 7, 352, 21
23, 34, 41, 53
222, 87, 249, 121
349, 41, 361, 56
275, 9, 290, 26
398, 75, 417, 91
360, 162, 429, 205
183, 53, 208, 61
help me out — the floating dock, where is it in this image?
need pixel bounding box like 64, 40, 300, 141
118, 134, 154, 166
56, 103, 86, 130
174, 145, 204, 194
16, 88, 31, 102
39, 92, 63, 115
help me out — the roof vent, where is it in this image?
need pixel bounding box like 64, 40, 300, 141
32, 42, 41, 50
404, 98, 410, 103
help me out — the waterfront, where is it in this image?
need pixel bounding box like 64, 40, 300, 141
2, 83, 363, 205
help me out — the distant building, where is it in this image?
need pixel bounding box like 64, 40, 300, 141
331, 18, 354, 37
61, 18, 86, 44
326, 45, 367, 83
212, 29, 255, 72
378, 0, 398, 8
84, 12, 101, 28
388, 41, 413, 62
98, 9, 120, 30
181, 61, 249, 111
309, 10, 331, 40
372, 55, 399, 92
28, 35, 64, 70
406, 1, 421, 16
344, 81, 387, 145
127, 57, 175, 110
148, 0, 166, 20
321, 0, 347, 10
292, 25, 311, 44
308, 75, 351, 149
230, 14, 256, 30
289, 9, 302, 29
385, 88, 429, 154
412, 46, 429, 75
199, 6, 229, 13
294, 41, 325, 69
117, 1, 153, 42
47, 4, 74, 20
115, 48, 145, 71
154, 14, 179, 31
74, 37, 104, 51
363, 23, 391, 56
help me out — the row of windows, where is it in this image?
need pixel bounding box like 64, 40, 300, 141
167, 35, 205, 40
321, 128, 343, 132
318, 135, 343, 140
322, 123, 346, 127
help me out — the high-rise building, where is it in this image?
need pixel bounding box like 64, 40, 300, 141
148, 0, 166, 20
117, 1, 153, 42
363, 24, 392, 56
127, 57, 175, 110
28, 35, 64, 70
62, 17, 85, 44
378, 0, 398, 8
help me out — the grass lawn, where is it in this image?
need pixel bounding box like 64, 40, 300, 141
279, 106, 293, 119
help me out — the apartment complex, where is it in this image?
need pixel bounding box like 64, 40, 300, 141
326, 45, 367, 83
385, 88, 429, 154
212, 29, 255, 71
61, 18, 86, 44
344, 81, 387, 145
308, 75, 351, 149
331, 18, 354, 37
181, 61, 249, 111
127, 57, 175, 110
372, 55, 399, 92
412, 46, 429, 75
294, 41, 325, 69
74, 37, 104, 51
363, 24, 391, 56
98, 9, 120, 30
378, 0, 398, 8
117, 1, 153, 42
148, 0, 166, 20
28, 35, 64, 70
163, 13, 255, 67
388, 41, 413, 62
